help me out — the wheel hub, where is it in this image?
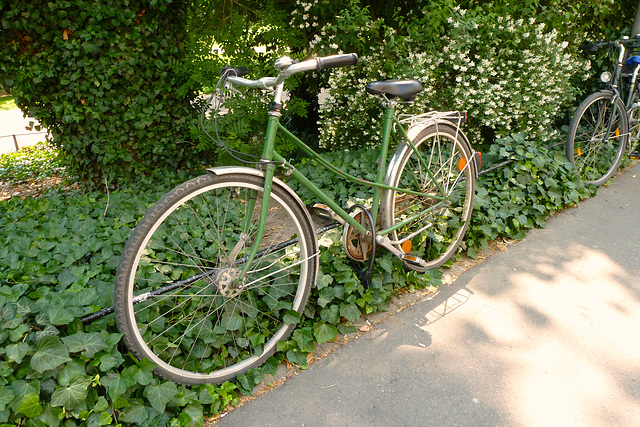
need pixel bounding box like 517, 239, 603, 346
213, 268, 244, 298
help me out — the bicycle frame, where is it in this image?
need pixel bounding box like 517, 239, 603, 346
220, 76, 469, 272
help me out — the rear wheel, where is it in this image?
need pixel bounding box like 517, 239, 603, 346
114, 173, 317, 385
566, 91, 628, 186
382, 123, 475, 271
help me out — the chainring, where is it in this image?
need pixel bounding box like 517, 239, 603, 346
342, 210, 374, 262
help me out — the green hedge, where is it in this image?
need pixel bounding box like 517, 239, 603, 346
0, 0, 200, 186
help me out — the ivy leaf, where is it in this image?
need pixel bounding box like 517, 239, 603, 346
119, 399, 149, 424
57, 269, 77, 289
285, 348, 308, 367
50, 376, 92, 410
47, 304, 76, 326
99, 412, 113, 425
30, 336, 72, 373
38, 405, 64, 427
62, 331, 108, 358
0, 387, 15, 411
378, 257, 393, 273
143, 381, 178, 414
181, 402, 204, 427
337, 323, 357, 335
339, 303, 361, 323
57, 360, 88, 387
8, 380, 39, 410
313, 322, 338, 344
93, 396, 109, 413
292, 327, 315, 353
317, 287, 336, 308
5, 342, 30, 364
101, 331, 124, 348
17, 393, 43, 418
101, 373, 131, 402
320, 304, 340, 324
99, 350, 124, 371
316, 270, 333, 289
282, 310, 301, 325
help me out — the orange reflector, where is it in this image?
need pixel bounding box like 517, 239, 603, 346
577, 147, 582, 157
401, 240, 412, 254
457, 158, 467, 171
616, 128, 620, 137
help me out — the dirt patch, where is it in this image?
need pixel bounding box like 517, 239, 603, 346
0, 176, 77, 201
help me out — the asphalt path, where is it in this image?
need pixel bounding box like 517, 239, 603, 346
216, 162, 640, 426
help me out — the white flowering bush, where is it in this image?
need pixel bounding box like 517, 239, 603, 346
316, 5, 589, 150
440, 8, 589, 144
318, 47, 446, 150
289, 0, 384, 55
294, 1, 445, 150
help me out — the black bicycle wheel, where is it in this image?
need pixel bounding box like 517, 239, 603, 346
114, 173, 317, 385
626, 104, 640, 156
566, 90, 628, 186
382, 123, 476, 271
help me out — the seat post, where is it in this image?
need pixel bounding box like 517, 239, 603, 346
370, 105, 396, 224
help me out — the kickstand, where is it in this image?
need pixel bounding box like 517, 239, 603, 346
348, 204, 376, 289
352, 264, 373, 288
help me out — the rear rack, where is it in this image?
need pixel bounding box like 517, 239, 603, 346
398, 111, 467, 127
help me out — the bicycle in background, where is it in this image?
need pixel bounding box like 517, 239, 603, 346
566, 35, 640, 186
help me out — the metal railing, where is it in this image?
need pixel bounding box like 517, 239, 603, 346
0, 131, 49, 151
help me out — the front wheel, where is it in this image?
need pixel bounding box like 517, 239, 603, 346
566, 90, 628, 186
381, 123, 476, 271
114, 173, 318, 385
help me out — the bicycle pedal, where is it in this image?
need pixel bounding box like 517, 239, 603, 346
312, 203, 345, 224
630, 151, 640, 159
402, 254, 428, 269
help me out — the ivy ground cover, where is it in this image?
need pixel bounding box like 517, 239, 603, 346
0, 135, 595, 425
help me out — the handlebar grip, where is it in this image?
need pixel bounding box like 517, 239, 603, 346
580, 41, 607, 53
316, 53, 359, 71
620, 36, 640, 47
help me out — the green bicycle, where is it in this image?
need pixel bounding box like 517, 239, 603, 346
114, 54, 479, 385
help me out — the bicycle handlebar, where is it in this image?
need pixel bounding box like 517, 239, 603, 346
225, 53, 359, 90
580, 36, 640, 53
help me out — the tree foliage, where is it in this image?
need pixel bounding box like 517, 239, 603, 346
2, 0, 637, 182
0, 0, 200, 186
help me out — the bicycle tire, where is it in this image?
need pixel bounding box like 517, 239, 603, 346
381, 123, 476, 271
566, 90, 628, 186
627, 104, 640, 156
114, 172, 318, 385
